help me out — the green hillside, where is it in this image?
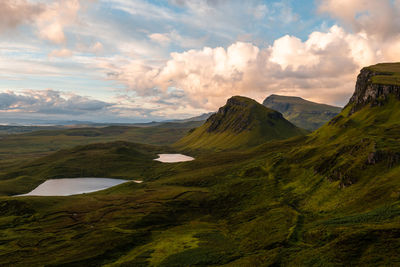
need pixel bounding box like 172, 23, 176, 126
175, 96, 305, 150
0, 141, 169, 196
367, 62, 400, 86
263, 94, 342, 130
0, 121, 202, 170
1, 64, 400, 265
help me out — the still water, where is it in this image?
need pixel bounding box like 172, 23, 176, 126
154, 154, 194, 163
17, 178, 134, 196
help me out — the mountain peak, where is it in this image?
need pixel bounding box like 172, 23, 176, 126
206, 96, 282, 134
175, 95, 304, 150
347, 63, 400, 114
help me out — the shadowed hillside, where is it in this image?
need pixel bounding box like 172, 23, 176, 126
263, 94, 342, 130
175, 96, 306, 150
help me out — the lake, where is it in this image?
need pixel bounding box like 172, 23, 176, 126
17, 178, 136, 196
154, 154, 194, 163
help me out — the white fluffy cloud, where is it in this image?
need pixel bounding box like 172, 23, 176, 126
102, 0, 400, 111
102, 29, 366, 108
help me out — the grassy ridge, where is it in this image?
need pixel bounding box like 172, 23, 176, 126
368, 62, 400, 86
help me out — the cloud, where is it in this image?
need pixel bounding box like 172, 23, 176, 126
2, 0, 400, 121
253, 4, 268, 19
318, 0, 400, 41
169, 0, 228, 8
36, 0, 83, 44
0, 89, 113, 115
270, 35, 319, 70
49, 48, 73, 58
0, 0, 87, 44
104, 20, 400, 110
148, 33, 171, 45
39, 22, 66, 44
0, 0, 44, 32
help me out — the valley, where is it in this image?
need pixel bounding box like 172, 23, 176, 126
1, 63, 400, 266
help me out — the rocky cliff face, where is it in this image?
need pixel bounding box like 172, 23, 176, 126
175, 95, 305, 150
206, 96, 283, 133
347, 67, 400, 114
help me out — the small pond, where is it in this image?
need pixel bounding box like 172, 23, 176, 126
154, 154, 194, 163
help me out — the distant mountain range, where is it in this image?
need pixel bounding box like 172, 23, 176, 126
0, 113, 214, 130
263, 94, 342, 130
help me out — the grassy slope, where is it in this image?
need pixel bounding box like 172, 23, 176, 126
368, 62, 400, 86
1, 67, 400, 265
175, 96, 305, 151
0, 141, 176, 195
0, 125, 60, 135
0, 121, 201, 171
1, 95, 399, 265
263, 95, 342, 131
2, 117, 399, 266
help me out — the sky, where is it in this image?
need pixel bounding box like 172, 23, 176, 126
0, 0, 400, 123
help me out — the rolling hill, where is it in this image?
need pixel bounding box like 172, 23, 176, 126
175, 96, 306, 150
1, 63, 400, 266
263, 94, 342, 130
0, 120, 202, 171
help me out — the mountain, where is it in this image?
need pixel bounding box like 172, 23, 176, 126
308, 63, 400, 187
175, 96, 305, 150
2, 64, 400, 266
263, 94, 342, 130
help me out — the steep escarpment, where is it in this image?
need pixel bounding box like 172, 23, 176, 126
175, 96, 305, 150
347, 63, 400, 114
300, 63, 400, 187
206, 96, 286, 133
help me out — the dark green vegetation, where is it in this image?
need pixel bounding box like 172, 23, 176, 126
0, 125, 59, 135
1, 63, 400, 266
0, 121, 202, 170
0, 141, 169, 195
367, 62, 400, 86
263, 94, 342, 131
175, 96, 305, 150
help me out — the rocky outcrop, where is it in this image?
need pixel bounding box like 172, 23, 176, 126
175, 95, 305, 150
206, 96, 283, 134
366, 150, 400, 168
347, 67, 400, 114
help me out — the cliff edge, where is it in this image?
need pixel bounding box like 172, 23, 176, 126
347, 63, 400, 114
